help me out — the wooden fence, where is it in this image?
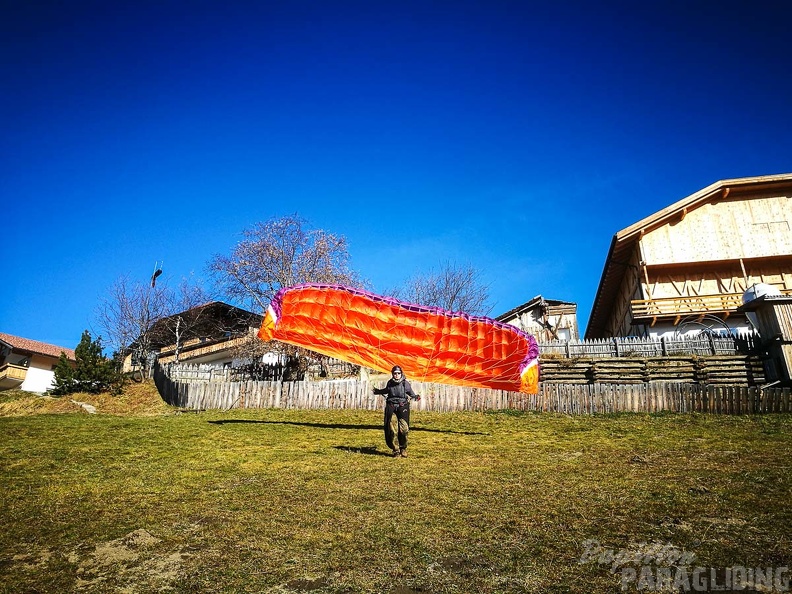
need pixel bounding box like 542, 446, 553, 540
537, 334, 758, 358
153, 366, 792, 414
163, 358, 360, 383
153, 332, 783, 415
164, 351, 766, 388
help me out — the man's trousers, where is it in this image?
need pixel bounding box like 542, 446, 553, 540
384, 401, 410, 451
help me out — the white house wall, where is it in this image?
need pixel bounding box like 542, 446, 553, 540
19, 354, 58, 393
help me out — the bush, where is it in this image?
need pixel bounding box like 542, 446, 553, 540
50, 331, 124, 396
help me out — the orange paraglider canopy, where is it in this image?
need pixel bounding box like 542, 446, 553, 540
258, 284, 539, 393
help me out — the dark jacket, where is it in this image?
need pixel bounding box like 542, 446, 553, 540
374, 378, 419, 405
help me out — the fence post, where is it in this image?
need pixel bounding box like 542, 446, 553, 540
613, 337, 620, 357
661, 336, 667, 356
708, 333, 716, 355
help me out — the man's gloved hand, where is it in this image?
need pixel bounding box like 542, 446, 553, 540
414, 395, 421, 402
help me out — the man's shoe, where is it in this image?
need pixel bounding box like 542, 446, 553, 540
400, 449, 407, 458
392, 449, 400, 457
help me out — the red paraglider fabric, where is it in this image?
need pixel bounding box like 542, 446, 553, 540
258, 284, 539, 393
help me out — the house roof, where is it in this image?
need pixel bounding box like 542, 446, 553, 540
153, 300, 261, 327
0, 332, 76, 360
496, 295, 576, 322
585, 173, 792, 339
144, 301, 262, 350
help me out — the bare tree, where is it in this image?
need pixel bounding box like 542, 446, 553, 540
208, 214, 365, 312
155, 279, 212, 363
95, 274, 173, 373
208, 215, 366, 373
391, 261, 493, 316
95, 274, 211, 372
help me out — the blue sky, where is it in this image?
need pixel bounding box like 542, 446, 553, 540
3, 0, 791, 349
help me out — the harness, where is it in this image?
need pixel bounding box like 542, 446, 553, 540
386, 380, 409, 406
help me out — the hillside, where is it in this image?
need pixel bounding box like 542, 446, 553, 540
0, 380, 171, 417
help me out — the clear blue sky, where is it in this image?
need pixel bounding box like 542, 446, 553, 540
3, 0, 791, 349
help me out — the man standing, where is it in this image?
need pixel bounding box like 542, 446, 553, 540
373, 365, 421, 457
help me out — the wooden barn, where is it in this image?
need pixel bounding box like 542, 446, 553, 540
586, 173, 792, 339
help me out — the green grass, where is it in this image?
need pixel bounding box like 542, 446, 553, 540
1, 386, 791, 593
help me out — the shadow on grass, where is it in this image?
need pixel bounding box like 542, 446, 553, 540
207, 419, 489, 435
333, 445, 392, 456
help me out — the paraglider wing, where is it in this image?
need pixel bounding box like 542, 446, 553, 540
258, 284, 539, 394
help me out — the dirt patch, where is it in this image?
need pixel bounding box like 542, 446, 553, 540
70, 528, 189, 591
5, 528, 188, 591
80, 528, 160, 570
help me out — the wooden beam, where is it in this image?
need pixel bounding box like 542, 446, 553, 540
642, 264, 653, 301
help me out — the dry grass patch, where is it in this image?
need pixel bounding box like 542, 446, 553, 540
0, 401, 790, 593
0, 380, 171, 417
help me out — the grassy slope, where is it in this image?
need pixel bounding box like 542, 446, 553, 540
0, 381, 171, 417
0, 383, 790, 593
